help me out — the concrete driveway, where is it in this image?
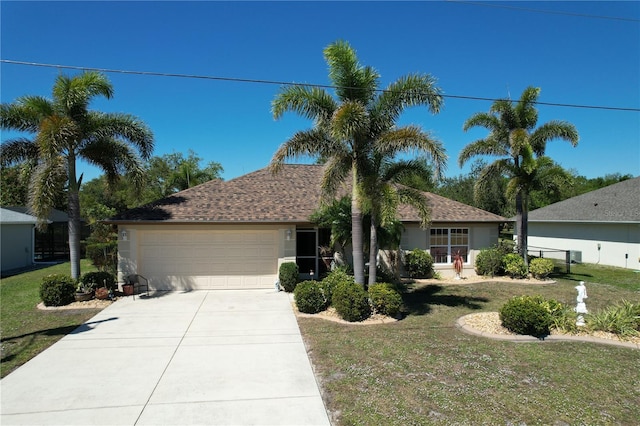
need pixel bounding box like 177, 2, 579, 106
0, 290, 331, 425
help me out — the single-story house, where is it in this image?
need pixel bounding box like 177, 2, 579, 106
0, 207, 89, 274
108, 164, 506, 291
516, 176, 639, 270
1, 207, 38, 274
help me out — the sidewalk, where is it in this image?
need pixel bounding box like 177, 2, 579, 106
0, 290, 331, 425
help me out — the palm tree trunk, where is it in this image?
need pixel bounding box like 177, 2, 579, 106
67, 155, 82, 280
351, 166, 365, 285
521, 189, 529, 271
515, 191, 525, 259
368, 212, 378, 286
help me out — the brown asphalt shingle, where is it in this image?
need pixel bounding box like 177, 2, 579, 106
109, 164, 506, 224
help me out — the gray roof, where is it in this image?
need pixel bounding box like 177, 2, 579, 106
0, 207, 70, 224
110, 164, 507, 224
0, 207, 38, 224
527, 177, 640, 223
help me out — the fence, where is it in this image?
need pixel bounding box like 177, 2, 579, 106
527, 245, 575, 274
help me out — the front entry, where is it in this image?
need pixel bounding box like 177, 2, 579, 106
296, 228, 331, 280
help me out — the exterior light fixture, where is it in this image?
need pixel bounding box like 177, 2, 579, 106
121, 229, 128, 241
285, 228, 292, 241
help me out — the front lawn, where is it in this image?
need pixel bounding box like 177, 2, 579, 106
298, 264, 640, 425
0, 261, 103, 378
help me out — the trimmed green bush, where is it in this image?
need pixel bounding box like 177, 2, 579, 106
81, 271, 116, 291
405, 249, 434, 278
279, 262, 299, 292
475, 248, 503, 276
321, 268, 353, 306
529, 258, 554, 279
40, 274, 76, 307
333, 280, 371, 322
499, 295, 554, 337
294, 281, 327, 314
502, 253, 527, 278
368, 283, 402, 317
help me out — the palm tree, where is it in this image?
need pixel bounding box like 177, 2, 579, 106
458, 86, 578, 268
270, 40, 444, 284
1, 71, 154, 279
361, 157, 440, 285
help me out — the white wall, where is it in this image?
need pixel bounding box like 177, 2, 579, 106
527, 222, 640, 270
1, 224, 33, 272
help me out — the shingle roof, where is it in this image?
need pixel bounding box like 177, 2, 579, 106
527, 176, 640, 223
109, 164, 506, 224
0, 207, 38, 224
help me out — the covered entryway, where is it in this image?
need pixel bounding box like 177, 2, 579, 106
138, 229, 278, 290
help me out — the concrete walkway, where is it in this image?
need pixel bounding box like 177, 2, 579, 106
1, 290, 331, 425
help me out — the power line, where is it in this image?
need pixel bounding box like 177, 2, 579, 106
445, 0, 640, 23
1, 59, 639, 112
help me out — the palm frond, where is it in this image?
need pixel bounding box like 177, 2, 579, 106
271, 86, 336, 124
87, 112, 155, 159
514, 86, 540, 129
474, 159, 512, 203
53, 72, 113, 116
530, 120, 579, 155
35, 115, 79, 158
28, 156, 67, 230
462, 112, 501, 133
1, 96, 54, 132
396, 186, 431, 227
458, 137, 507, 167
373, 73, 443, 128
331, 101, 369, 141
269, 128, 335, 174
375, 126, 447, 178
320, 154, 352, 199
0, 138, 39, 166
323, 40, 380, 103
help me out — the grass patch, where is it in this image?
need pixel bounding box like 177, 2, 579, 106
299, 264, 640, 425
0, 260, 102, 378
550, 262, 640, 292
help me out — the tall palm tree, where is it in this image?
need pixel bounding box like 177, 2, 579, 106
270, 40, 444, 284
458, 86, 578, 268
361, 157, 441, 285
1, 71, 154, 279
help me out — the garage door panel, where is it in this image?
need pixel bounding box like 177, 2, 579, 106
138, 230, 278, 290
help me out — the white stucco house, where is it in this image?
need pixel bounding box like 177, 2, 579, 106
517, 177, 639, 270
107, 165, 506, 291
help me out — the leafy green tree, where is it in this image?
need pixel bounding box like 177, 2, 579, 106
270, 40, 444, 284
0, 71, 153, 279
459, 87, 578, 268
0, 165, 29, 206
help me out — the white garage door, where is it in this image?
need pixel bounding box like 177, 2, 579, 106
138, 230, 278, 290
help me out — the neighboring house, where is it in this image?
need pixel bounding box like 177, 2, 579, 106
0, 207, 87, 274
108, 165, 506, 291
1, 207, 37, 273
517, 177, 640, 270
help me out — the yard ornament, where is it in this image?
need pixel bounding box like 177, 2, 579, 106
453, 251, 464, 280
575, 281, 588, 326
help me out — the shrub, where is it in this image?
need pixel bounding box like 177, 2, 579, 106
332, 280, 371, 322
279, 262, 299, 292
529, 258, 554, 279
502, 253, 527, 278
405, 249, 434, 278
81, 271, 116, 291
587, 300, 640, 338
294, 281, 327, 314
475, 248, 504, 276
40, 274, 76, 307
321, 268, 353, 306
499, 295, 553, 337
368, 283, 402, 317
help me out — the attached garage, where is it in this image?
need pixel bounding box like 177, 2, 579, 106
138, 229, 278, 290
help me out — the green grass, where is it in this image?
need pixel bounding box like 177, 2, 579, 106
298, 264, 640, 425
0, 260, 102, 378
550, 262, 640, 292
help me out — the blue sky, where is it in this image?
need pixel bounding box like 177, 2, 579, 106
2, 1, 639, 183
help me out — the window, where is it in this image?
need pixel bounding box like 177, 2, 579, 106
430, 228, 469, 264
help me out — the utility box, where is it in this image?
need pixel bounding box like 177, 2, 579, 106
569, 250, 582, 264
